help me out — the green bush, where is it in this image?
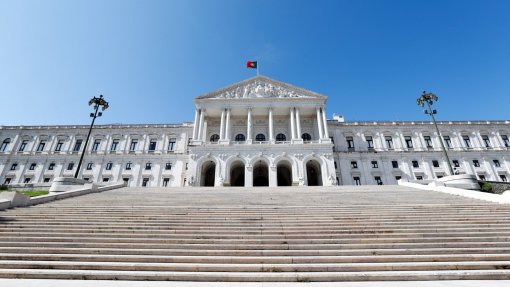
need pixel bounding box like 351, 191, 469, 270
481, 182, 492, 193
0, 184, 7, 191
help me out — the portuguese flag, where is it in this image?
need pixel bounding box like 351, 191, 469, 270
246, 61, 257, 69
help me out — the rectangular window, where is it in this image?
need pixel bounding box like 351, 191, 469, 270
165, 163, 172, 170
106, 162, 113, 170
416, 175, 423, 180
432, 160, 439, 168
443, 136, 452, 148
4, 178, 11, 184
43, 178, 51, 183
424, 136, 433, 148
145, 162, 152, 170
168, 138, 176, 151
478, 174, 486, 181
125, 162, 132, 170
351, 161, 358, 168
73, 140, 83, 152
405, 136, 413, 148
10, 163, 17, 170
37, 140, 46, 152
453, 160, 460, 168
412, 160, 419, 168
500, 175, 508, 182
463, 135, 471, 148
29, 163, 36, 170
102, 178, 109, 182
123, 178, 129, 185
86, 162, 93, 170
391, 161, 398, 168
83, 177, 89, 181
67, 163, 74, 170
23, 178, 31, 183
385, 136, 393, 149
92, 139, 101, 151
149, 140, 157, 151
395, 176, 402, 181
353, 177, 361, 186
371, 161, 378, 168
365, 136, 373, 149
494, 160, 501, 167
482, 135, 491, 148
163, 178, 170, 187
48, 163, 55, 170
186, 163, 188, 170
473, 160, 480, 167
334, 161, 338, 169
502, 135, 509, 147
374, 176, 383, 185
129, 140, 138, 151
55, 140, 64, 151
110, 140, 119, 151
346, 136, 354, 149
142, 178, 149, 187
19, 140, 28, 152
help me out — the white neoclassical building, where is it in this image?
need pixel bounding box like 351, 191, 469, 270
1, 75, 509, 187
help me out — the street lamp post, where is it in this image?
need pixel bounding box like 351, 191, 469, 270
74, 95, 109, 179
416, 91, 454, 176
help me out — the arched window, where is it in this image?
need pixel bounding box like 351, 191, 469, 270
235, 134, 246, 142
210, 134, 220, 142
276, 133, 286, 142
301, 133, 312, 141
0, 138, 11, 152
255, 134, 266, 142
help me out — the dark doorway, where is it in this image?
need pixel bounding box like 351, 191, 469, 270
306, 160, 322, 186
277, 162, 292, 186
230, 161, 245, 187
253, 161, 269, 186
201, 161, 216, 187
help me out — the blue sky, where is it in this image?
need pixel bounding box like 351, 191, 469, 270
1, 0, 509, 125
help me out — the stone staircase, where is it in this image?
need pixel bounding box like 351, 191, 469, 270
1, 186, 510, 281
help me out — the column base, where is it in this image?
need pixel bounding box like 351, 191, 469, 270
291, 139, 303, 144
245, 139, 253, 144
218, 139, 230, 145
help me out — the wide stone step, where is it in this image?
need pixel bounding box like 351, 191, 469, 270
2, 241, 510, 250
2, 251, 510, 262
1, 269, 510, 281
2, 247, 510, 258
1, 260, 510, 272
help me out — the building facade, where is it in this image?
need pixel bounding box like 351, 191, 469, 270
1, 76, 509, 187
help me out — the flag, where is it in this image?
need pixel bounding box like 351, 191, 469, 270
246, 61, 257, 69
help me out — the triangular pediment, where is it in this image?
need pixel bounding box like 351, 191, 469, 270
195, 75, 326, 100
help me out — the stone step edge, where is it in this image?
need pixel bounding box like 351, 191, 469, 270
1, 269, 510, 281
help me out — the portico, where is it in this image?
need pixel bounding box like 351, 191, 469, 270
188, 75, 336, 187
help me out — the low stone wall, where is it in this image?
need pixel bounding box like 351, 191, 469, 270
2, 183, 52, 191
0, 182, 126, 211
482, 181, 510, 195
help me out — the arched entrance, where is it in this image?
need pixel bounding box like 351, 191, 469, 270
200, 161, 216, 187
277, 161, 292, 186
306, 160, 322, 186
253, 160, 269, 186
230, 161, 245, 187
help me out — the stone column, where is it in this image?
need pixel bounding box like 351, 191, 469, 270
322, 107, 329, 138
197, 109, 205, 142
225, 108, 231, 141
247, 108, 252, 142
192, 109, 199, 140
219, 109, 225, 140
295, 108, 302, 140
316, 107, 324, 140
269, 108, 274, 142
290, 107, 296, 140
